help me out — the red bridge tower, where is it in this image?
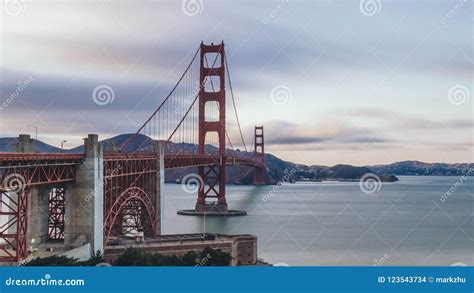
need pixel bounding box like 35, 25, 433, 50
254, 126, 265, 185
196, 42, 228, 213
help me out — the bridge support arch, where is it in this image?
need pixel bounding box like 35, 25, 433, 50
104, 187, 156, 246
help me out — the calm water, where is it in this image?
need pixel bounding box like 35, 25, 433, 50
163, 176, 473, 266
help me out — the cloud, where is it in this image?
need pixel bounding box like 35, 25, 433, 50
1, 1, 472, 165
259, 120, 391, 146
353, 107, 474, 130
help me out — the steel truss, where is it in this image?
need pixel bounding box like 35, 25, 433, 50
0, 189, 29, 262
48, 187, 65, 240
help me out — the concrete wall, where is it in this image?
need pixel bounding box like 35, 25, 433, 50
231, 235, 258, 266
104, 234, 258, 266
13, 134, 34, 153
64, 134, 103, 256
60, 243, 91, 261
27, 187, 49, 246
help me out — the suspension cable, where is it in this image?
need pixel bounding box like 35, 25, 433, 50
120, 45, 201, 152
167, 44, 223, 145
204, 54, 236, 153
224, 54, 248, 152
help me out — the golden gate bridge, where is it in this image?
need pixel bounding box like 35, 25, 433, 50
0, 42, 266, 263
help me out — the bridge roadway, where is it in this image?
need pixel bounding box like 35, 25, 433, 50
0, 148, 262, 262
0, 152, 259, 190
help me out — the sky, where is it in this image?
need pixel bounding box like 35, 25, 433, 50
0, 0, 472, 166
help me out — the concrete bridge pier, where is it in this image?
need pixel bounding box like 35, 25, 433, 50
10, 135, 49, 248
27, 187, 49, 246
154, 141, 164, 236
13, 134, 34, 153
64, 134, 104, 255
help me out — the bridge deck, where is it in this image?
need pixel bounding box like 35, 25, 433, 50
0, 152, 259, 190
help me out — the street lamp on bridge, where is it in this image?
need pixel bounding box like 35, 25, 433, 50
61, 140, 67, 151
27, 125, 38, 140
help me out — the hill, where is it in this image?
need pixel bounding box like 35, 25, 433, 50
0, 137, 63, 153
368, 161, 474, 176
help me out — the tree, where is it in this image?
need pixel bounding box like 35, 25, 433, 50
114, 246, 232, 266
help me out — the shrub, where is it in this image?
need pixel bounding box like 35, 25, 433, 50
114, 246, 231, 266
23, 255, 79, 266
